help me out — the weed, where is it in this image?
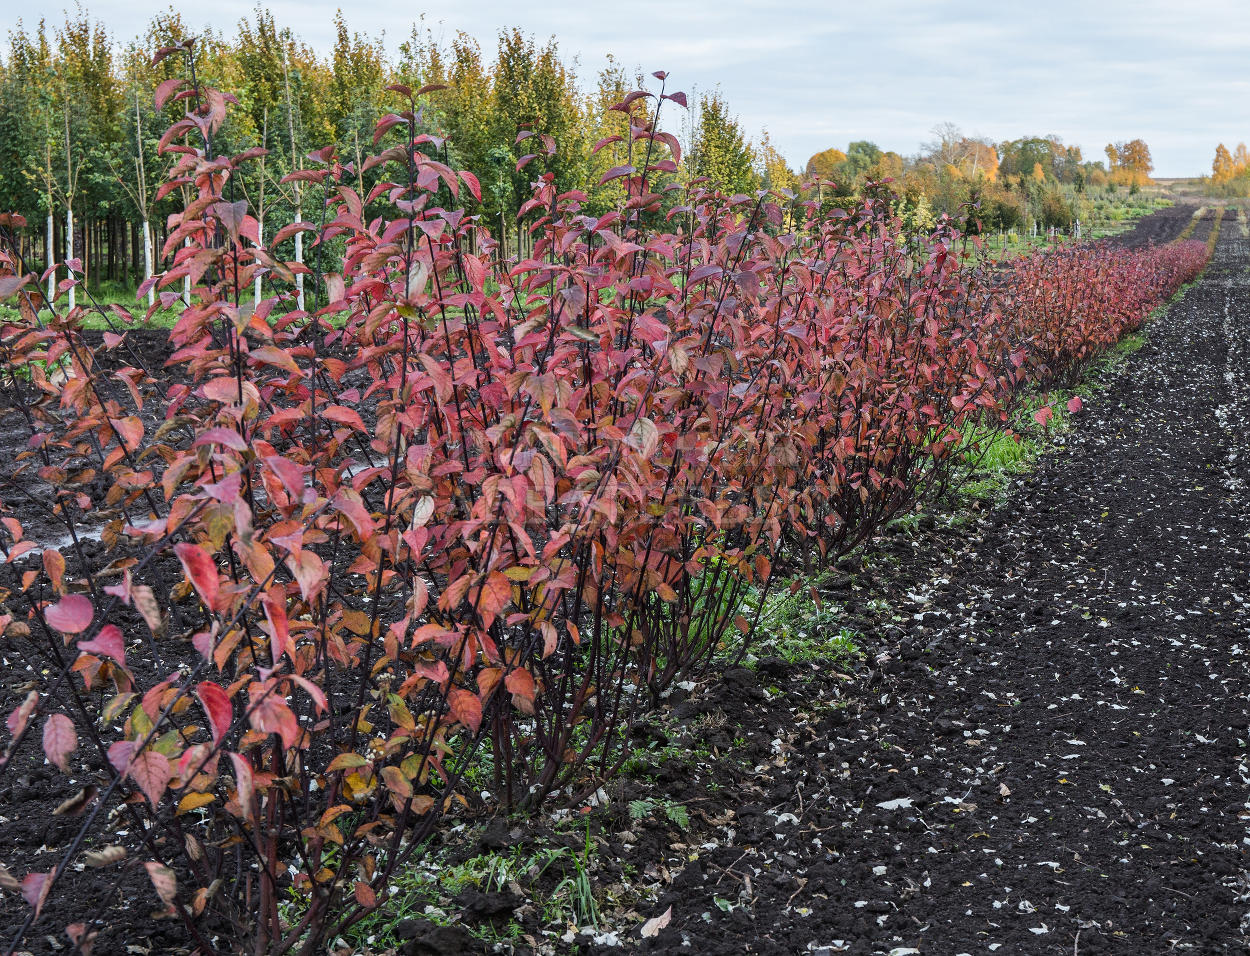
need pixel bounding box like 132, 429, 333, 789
629, 797, 691, 831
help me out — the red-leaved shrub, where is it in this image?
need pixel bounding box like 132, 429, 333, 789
0, 46, 1207, 953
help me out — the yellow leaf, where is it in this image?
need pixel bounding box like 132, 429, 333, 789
177, 792, 216, 815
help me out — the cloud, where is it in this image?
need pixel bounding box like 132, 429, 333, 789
6, 0, 1246, 175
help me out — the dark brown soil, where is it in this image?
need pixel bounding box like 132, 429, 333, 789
1111, 203, 1215, 248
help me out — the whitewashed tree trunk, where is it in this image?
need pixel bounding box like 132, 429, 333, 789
253, 214, 263, 306
294, 207, 304, 311
65, 207, 75, 311
45, 213, 54, 301
183, 237, 191, 302
142, 220, 154, 308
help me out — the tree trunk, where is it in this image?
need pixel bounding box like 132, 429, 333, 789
254, 213, 263, 306
46, 212, 54, 301
142, 219, 154, 308
66, 207, 75, 311
294, 207, 304, 311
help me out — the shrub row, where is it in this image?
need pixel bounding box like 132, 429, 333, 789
0, 57, 1208, 954
1004, 239, 1207, 385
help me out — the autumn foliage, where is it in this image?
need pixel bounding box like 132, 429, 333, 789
0, 43, 1207, 953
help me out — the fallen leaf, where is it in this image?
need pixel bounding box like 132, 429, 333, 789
641, 905, 672, 938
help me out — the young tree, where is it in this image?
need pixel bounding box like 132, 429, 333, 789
1213, 143, 1234, 182
755, 130, 797, 191
689, 90, 758, 195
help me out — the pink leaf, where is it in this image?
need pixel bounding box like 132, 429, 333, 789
44, 594, 94, 634
21, 872, 51, 918
144, 861, 177, 907
42, 714, 77, 771
129, 751, 171, 806
598, 165, 635, 186
7, 690, 38, 738
230, 752, 255, 820
1067, 395, 1083, 414
193, 427, 249, 452
1033, 405, 1053, 428
78, 624, 126, 666
249, 689, 300, 749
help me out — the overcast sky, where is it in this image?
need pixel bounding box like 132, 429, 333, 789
4, 0, 1247, 176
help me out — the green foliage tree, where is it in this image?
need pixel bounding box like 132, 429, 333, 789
689, 90, 758, 195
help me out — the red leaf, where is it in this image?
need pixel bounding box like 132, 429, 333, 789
1033, 405, 1053, 428
154, 76, 184, 109
262, 594, 293, 665
355, 881, 378, 908
331, 488, 376, 538
688, 264, 722, 284
78, 624, 126, 666
7, 690, 38, 738
289, 673, 328, 713
195, 682, 232, 745
1067, 395, 1083, 414
505, 668, 535, 714
598, 165, 635, 186
44, 594, 93, 634
321, 405, 366, 432
175, 543, 220, 611
460, 170, 482, 203
264, 455, 307, 499
249, 345, 301, 375
42, 714, 76, 771
109, 416, 144, 452
42, 549, 65, 592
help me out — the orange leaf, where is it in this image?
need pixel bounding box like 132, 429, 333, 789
475, 571, 511, 627
448, 689, 482, 733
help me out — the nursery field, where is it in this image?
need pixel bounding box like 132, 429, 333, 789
0, 55, 1238, 956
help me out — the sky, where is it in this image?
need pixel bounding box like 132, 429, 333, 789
3, 0, 1248, 177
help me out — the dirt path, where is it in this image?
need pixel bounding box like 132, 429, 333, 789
619, 227, 1250, 954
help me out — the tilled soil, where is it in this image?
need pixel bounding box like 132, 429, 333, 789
1108, 202, 1211, 248
585, 225, 1250, 953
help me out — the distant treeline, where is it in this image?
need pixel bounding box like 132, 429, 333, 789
0, 10, 1157, 292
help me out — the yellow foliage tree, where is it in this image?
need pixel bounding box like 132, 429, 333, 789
1213, 143, 1234, 182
